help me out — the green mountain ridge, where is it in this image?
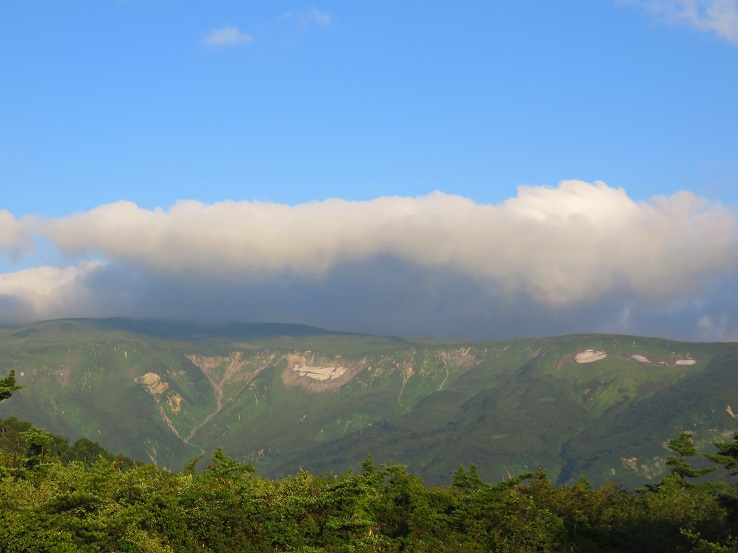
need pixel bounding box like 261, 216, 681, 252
0, 318, 735, 488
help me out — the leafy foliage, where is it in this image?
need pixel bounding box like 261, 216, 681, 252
3, 424, 738, 552
0, 370, 22, 403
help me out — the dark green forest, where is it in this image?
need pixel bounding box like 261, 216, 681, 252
4, 370, 738, 552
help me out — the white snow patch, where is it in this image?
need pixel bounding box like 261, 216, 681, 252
293, 364, 347, 381
574, 350, 608, 364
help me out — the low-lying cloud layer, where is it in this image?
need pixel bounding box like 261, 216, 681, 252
1, 181, 736, 340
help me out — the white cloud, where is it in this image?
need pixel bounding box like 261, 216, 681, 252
0, 210, 33, 258
203, 25, 254, 48
697, 314, 738, 340
3, 181, 737, 339
24, 181, 736, 306
307, 7, 331, 27
0, 262, 103, 324
619, 0, 738, 44
284, 7, 332, 28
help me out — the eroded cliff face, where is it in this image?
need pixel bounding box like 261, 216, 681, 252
281, 352, 367, 391
438, 347, 480, 369
278, 347, 487, 393
135, 372, 169, 395
184, 351, 276, 440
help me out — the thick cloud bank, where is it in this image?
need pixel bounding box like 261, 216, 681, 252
1, 181, 736, 340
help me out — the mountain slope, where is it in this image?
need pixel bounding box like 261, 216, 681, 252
0, 318, 734, 487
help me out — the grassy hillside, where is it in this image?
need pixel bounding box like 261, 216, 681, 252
0, 318, 735, 487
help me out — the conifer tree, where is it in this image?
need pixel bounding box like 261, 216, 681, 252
665, 431, 714, 484
707, 432, 738, 475
0, 370, 22, 402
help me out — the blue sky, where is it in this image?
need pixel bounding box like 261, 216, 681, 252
1, 1, 737, 340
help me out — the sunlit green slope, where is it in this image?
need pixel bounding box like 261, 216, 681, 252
0, 318, 735, 487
